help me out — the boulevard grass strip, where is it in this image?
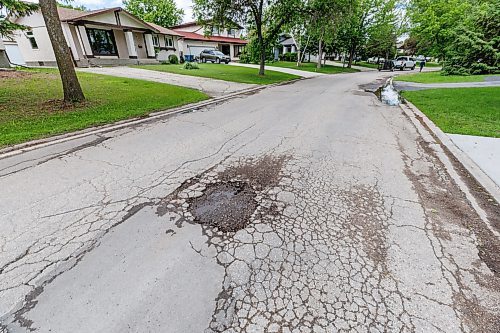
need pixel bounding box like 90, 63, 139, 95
395, 71, 497, 83
0, 69, 208, 147
402, 87, 500, 137
135, 63, 299, 84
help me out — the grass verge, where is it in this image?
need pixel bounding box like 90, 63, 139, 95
395, 71, 496, 83
0, 69, 209, 147
135, 63, 299, 84
402, 87, 500, 137
269, 61, 359, 74
352, 61, 379, 69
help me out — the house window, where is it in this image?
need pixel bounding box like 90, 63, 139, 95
86, 28, 117, 56
26, 31, 38, 49
165, 37, 173, 47
152, 35, 160, 47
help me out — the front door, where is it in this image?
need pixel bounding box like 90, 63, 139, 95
219, 44, 230, 56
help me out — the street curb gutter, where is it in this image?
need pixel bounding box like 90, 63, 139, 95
400, 100, 500, 205
0, 78, 304, 160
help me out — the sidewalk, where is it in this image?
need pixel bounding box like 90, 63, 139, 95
448, 134, 500, 189
325, 61, 374, 72
394, 80, 500, 91
228, 62, 325, 78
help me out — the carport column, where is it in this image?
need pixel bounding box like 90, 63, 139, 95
77, 25, 93, 57
144, 33, 156, 58
229, 45, 235, 59
62, 23, 79, 61
124, 30, 137, 59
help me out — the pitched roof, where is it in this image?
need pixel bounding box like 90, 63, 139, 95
174, 30, 248, 45
147, 22, 183, 37
57, 7, 120, 22
171, 20, 244, 30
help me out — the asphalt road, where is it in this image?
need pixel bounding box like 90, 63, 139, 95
1, 71, 499, 333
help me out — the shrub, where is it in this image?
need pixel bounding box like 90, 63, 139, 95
183, 62, 199, 70
239, 51, 252, 64
279, 52, 298, 62
168, 54, 179, 64
469, 62, 497, 75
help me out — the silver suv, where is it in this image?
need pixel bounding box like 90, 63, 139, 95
199, 50, 231, 64
393, 56, 416, 70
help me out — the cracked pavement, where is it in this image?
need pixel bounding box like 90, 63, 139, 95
0, 71, 499, 332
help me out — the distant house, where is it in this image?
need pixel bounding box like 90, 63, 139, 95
171, 22, 247, 61
6, 7, 182, 67
279, 34, 297, 54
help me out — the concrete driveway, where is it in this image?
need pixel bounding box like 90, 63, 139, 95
78, 66, 256, 97
1, 71, 499, 332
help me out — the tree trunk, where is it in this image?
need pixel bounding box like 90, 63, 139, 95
317, 39, 322, 69
256, 22, 265, 76
347, 44, 355, 68
39, 0, 84, 103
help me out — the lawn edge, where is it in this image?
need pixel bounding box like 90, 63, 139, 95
0, 77, 305, 159
400, 99, 500, 205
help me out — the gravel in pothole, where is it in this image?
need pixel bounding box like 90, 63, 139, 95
188, 182, 257, 232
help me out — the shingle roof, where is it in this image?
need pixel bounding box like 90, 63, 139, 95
57, 7, 120, 22
174, 30, 248, 45
147, 22, 183, 37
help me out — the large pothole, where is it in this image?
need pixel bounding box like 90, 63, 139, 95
189, 182, 257, 232
157, 155, 290, 234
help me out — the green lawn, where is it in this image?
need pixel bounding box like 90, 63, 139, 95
352, 61, 379, 69
270, 61, 359, 74
395, 71, 496, 83
402, 87, 500, 137
135, 63, 299, 84
0, 69, 208, 147
419, 62, 441, 68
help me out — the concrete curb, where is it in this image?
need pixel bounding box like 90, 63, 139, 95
0, 78, 305, 160
400, 100, 500, 204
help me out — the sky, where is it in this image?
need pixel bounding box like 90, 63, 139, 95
70, 0, 194, 23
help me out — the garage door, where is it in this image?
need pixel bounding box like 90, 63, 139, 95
5, 43, 25, 66
186, 45, 214, 58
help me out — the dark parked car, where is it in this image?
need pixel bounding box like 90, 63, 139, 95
199, 50, 231, 64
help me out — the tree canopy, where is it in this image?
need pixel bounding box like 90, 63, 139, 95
123, 0, 184, 27
0, 0, 38, 37
407, 0, 499, 74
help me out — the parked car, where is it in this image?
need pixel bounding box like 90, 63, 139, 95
393, 56, 416, 70
199, 50, 231, 64
367, 57, 385, 64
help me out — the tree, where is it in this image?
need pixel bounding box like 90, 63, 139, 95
365, 0, 398, 60
407, 0, 470, 60
407, 0, 498, 74
305, 0, 347, 69
124, 0, 184, 28
39, 0, 85, 102
193, 0, 300, 76
338, 0, 375, 68
0, 0, 38, 37
57, 2, 87, 11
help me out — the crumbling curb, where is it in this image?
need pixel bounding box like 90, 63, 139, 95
0, 78, 305, 159
400, 100, 500, 205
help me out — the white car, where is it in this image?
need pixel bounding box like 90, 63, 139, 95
367, 57, 385, 64
393, 56, 416, 70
